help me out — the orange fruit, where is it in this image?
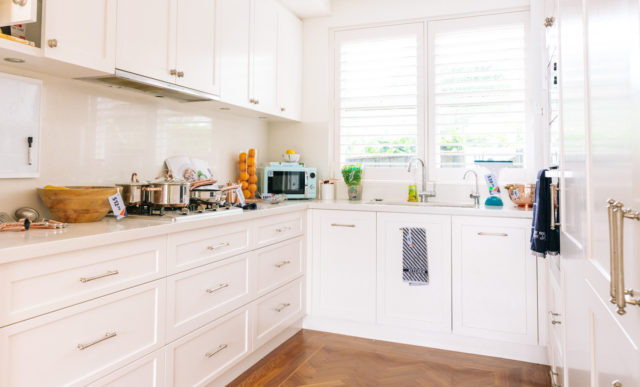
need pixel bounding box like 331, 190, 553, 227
248, 166, 256, 175
241, 181, 248, 190
249, 175, 258, 183
247, 157, 255, 166
239, 162, 247, 171
242, 189, 251, 198
239, 152, 247, 161
248, 183, 258, 193
239, 172, 249, 181
248, 148, 256, 157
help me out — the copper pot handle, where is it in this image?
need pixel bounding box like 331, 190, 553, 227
142, 187, 161, 191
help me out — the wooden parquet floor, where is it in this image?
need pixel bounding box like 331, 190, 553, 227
228, 330, 550, 387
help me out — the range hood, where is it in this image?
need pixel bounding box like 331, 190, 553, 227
80, 69, 215, 102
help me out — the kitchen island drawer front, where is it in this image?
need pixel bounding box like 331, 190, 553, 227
254, 211, 304, 248
0, 280, 165, 387
86, 348, 166, 387
168, 307, 250, 387
0, 236, 166, 327
255, 278, 303, 348
168, 222, 251, 273
166, 254, 253, 342
256, 237, 303, 296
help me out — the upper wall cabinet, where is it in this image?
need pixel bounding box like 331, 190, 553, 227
116, 0, 219, 95
218, 0, 252, 109
0, 0, 37, 27
43, 0, 116, 73
115, 0, 176, 83
276, 2, 302, 121
250, 0, 278, 114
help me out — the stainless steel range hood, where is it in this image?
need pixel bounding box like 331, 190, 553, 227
80, 69, 215, 102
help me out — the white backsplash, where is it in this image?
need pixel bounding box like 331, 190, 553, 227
0, 65, 268, 217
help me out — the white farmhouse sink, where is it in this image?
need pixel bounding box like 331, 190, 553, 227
365, 200, 476, 208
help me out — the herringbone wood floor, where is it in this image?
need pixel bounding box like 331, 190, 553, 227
228, 330, 551, 387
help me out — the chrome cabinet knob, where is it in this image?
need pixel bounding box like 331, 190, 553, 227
47, 39, 58, 48
177, 71, 184, 78
280, 107, 286, 112
612, 381, 622, 387
12, 0, 28, 6
170, 69, 177, 76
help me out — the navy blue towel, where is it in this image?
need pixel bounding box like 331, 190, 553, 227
531, 169, 560, 257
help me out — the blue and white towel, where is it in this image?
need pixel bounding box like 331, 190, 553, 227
531, 169, 560, 257
402, 227, 428, 286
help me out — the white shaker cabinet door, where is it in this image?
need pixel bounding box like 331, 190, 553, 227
0, 0, 37, 27
376, 213, 452, 332
250, 0, 278, 114
217, 0, 252, 108
276, 4, 302, 120
452, 216, 538, 345
116, 0, 177, 83
175, 0, 219, 95
311, 210, 376, 323
43, 0, 116, 74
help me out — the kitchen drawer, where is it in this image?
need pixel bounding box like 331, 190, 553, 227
0, 280, 165, 387
86, 348, 166, 387
255, 278, 303, 348
167, 307, 250, 387
256, 237, 303, 297
168, 221, 251, 273
253, 211, 304, 248
166, 254, 253, 342
0, 236, 166, 327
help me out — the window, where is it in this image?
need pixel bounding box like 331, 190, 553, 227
331, 11, 530, 181
428, 12, 530, 178
333, 23, 425, 177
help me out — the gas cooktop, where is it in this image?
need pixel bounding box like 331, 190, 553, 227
118, 204, 243, 223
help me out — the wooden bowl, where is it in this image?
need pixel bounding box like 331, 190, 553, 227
37, 186, 119, 223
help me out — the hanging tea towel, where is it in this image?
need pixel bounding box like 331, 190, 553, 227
402, 227, 428, 286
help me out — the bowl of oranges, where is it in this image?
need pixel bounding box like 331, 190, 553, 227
283, 149, 300, 163
238, 149, 258, 199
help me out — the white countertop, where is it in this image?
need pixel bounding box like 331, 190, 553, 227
0, 199, 531, 263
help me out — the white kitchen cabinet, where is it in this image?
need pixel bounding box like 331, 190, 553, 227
86, 348, 166, 387
218, 0, 252, 109
175, 0, 219, 94
116, 0, 176, 83
250, 0, 278, 114
376, 213, 451, 332
311, 210, 376, 323
452, 216, 538, 345
276, 3, 302, 120
43, 0, 116, 73
0, 0, 37, 27
116, 0, 219, 94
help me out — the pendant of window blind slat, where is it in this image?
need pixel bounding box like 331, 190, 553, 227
431, 18, 527, 169
335, 23, 424, 169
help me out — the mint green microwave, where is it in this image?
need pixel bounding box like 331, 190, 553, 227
258, 165, 317, 199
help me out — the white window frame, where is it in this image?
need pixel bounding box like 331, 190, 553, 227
329, 9, 533, 183
331, 22, 426, 182
427, 11, 533, 183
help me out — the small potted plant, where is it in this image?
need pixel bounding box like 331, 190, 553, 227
341, 163, 363, 200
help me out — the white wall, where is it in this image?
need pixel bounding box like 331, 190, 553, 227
268, 0, 535, 201
0, 65, 267, 217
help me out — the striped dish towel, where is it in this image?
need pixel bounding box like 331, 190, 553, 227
402, 227, 428, 286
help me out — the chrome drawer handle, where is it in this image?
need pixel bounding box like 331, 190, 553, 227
80, 270, 119, 283
549, 369, 561, 387
275, 226, 292, 233
275, 260, 291, 268
331, 223, 355, 228
207, 242, 230, 251
205, 343, 228, 358
477, 232, 508, 237
275, 302, 291, 312
206, 283, 229, 294
13, 0, 28, 6
77, 332, 117, 350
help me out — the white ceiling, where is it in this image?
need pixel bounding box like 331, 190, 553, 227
279, 0, 331, 18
